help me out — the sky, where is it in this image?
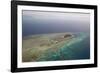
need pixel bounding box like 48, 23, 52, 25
22, 10, 90, 37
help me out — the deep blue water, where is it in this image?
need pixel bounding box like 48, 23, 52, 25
22, 11, 90, 37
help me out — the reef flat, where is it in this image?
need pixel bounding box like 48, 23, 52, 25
22, 32, 90, 62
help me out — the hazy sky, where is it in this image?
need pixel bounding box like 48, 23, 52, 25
22, 10, 90, 36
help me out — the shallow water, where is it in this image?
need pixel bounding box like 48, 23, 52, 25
36, 32, 90, 61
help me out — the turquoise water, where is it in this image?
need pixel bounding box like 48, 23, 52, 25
36, 32, 90, 61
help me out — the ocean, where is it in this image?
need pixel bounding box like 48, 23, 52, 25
36, 32, 90, 61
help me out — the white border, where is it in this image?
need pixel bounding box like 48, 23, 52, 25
17, 5, 94, 68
